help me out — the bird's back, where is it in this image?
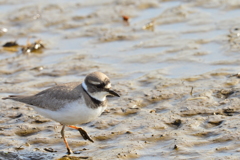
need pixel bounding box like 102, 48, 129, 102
2, 82, 83, 111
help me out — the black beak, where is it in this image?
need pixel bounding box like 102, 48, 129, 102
106, 89, 120, 97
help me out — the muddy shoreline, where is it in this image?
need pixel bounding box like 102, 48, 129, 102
1, 0, 240, 159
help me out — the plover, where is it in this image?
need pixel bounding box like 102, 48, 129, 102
2, 72, 120, 154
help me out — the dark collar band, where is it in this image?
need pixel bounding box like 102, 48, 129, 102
81, 84, 105, 108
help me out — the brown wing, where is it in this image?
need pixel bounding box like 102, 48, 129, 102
2, 82, 82, 111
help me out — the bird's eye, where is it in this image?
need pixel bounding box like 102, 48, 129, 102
96, 84, 104, 88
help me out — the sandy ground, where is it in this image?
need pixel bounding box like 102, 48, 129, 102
1, 0, 240, 159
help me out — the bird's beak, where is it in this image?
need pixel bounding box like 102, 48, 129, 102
106, 88, 120, 97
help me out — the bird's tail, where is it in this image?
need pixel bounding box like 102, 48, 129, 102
2, 95, 25, 100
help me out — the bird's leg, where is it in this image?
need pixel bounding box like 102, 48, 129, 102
61, 125, 73, 154
68, 125, 94, 143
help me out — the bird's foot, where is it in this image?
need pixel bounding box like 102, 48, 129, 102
67, 148, 73, 155
68, 125, 94, 143
78, 128, 94, 143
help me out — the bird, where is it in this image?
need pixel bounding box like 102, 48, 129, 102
2, 71, 120, 154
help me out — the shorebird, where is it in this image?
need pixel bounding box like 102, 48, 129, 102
2, 72, 120, 154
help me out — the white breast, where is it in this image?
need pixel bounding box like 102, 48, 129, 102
32, 98, 106, 125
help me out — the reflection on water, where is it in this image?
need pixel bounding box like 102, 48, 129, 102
1, 0, 240, 78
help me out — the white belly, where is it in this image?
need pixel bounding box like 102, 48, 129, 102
32, 100, 106, 125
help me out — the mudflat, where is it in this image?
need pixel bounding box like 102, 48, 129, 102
1, 0, 240, 159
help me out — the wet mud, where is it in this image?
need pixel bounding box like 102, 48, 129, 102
1, 0, 240, 159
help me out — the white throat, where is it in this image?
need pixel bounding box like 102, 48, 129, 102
82, 81, 107, 102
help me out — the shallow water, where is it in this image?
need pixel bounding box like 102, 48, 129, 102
1, 0, 240, 159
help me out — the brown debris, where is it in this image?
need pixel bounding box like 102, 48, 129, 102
2, 41, 18, 47
142, 20, 155, 31
122, 15, 130, 25
21, 40, 45, 54
2, 41, 19, 52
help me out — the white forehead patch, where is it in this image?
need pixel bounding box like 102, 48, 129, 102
105, 83, 111, 88
88, 80, 101, 85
